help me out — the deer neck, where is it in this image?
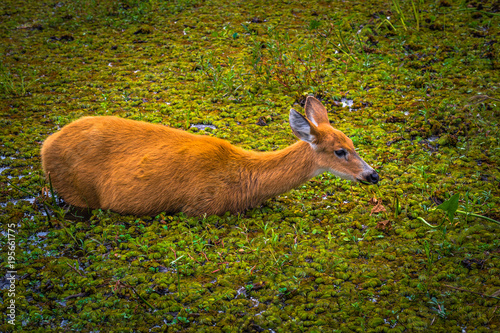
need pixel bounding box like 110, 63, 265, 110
244, 141, 318, 202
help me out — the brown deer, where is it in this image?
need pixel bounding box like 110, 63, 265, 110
41, 96, 379, 216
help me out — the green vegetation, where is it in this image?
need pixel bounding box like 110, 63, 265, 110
1, 0, 499, 331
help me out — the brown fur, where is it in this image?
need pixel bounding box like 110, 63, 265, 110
41, 97, 377, 216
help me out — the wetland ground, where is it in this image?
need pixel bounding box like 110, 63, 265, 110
1, 0, 499, 332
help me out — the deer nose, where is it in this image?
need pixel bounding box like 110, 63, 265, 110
365, 171, 379, 184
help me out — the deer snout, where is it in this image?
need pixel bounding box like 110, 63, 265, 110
364, 171, 379, 184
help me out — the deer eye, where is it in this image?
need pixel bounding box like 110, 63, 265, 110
335, 149, 347, 159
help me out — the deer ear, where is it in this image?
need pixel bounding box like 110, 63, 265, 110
304, 96, 329, 126
289, 109, 317, 144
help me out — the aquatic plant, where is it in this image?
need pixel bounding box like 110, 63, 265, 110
418, 193, 500, 228
1, 0, 499, 331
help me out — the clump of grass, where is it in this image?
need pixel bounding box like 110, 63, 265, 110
245, 25, 334, 99
390, 0, 422, 32
0, 62, 40, 97
391, 0, 408, 31
196, 52, 243, 98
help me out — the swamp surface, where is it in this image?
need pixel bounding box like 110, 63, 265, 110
0, 0, 499, 332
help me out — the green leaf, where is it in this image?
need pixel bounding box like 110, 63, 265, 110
436, 193, 459, 223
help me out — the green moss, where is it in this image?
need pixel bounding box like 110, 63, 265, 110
1, 0, 500, 331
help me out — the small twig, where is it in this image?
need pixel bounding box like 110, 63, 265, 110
64, 292, 88, 300
170, 247, 177, 259
66, 263, 84, 277
186, 252, 200, 263
444, 284, 500, 300
120, 281, 155, 310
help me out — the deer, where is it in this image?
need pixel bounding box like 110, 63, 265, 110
41, 96, 379, 217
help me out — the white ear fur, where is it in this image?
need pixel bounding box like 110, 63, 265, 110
289, 109, 315, 144
308, 117, 318, 127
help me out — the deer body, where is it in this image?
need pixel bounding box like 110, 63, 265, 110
41, 97, 378, 216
